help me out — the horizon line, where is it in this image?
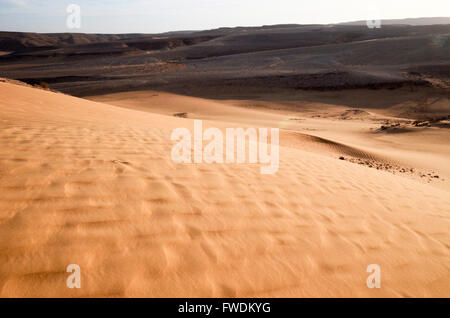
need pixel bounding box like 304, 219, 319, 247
0, 16, 449, 35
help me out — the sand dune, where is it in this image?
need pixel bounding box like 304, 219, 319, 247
90, 90, 450, 189
0, 81, 449, 297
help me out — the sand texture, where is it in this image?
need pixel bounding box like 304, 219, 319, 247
0, 81, 449, 297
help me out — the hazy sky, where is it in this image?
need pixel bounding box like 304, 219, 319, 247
0, 0, 449, 33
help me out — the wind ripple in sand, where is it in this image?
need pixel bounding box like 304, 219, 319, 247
0, 82, 449, 297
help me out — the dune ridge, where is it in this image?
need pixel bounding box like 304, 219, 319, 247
90, 90, 450, 189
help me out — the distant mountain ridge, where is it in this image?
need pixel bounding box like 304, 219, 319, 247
1, 20, 449, 95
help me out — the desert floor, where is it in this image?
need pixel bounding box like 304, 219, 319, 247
0, 80, 449, 297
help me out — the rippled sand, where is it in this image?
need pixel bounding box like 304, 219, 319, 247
0, 81, 449, 297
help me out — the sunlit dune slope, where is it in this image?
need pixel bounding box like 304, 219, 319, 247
0, 82, 449, 297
